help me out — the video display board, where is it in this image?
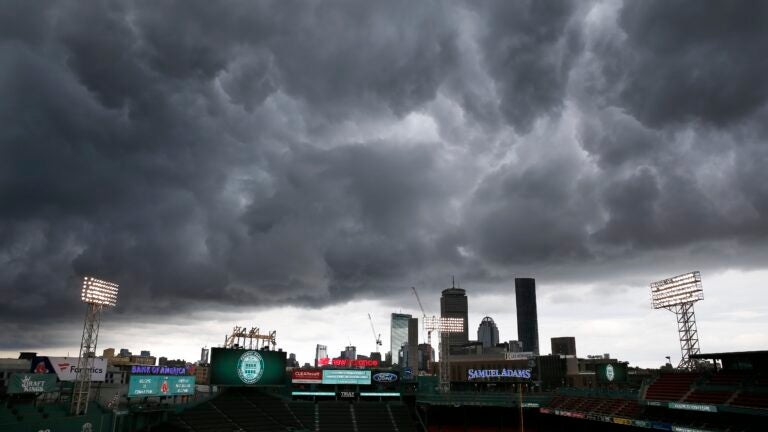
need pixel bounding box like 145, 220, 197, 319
128, 375, 195, 397
210, 348, 286, 386
321, 369, 371, 385
596, 363, 627, 384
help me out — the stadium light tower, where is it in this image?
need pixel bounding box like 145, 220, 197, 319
650, 271, 704, 370
71, 276, 119, 415
425, 316, 464, 393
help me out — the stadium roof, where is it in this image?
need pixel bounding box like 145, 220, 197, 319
690, 350, 768, 360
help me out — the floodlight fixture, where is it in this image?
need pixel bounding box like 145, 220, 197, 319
71, 275, 119, 416
651, 271, 703, 309
425, 316, 465, 393
424, 316, 465, 333
81, 277, 119, 307
650, 271, 704, 371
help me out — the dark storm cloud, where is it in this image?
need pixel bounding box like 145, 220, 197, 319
468, 0, 586, 132
614, 0, 768, 127
0, 0, 461, 333
2, 0, 768, 353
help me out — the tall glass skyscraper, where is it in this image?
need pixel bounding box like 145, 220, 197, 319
390, 313, 412, 366
515, 278, 540, 355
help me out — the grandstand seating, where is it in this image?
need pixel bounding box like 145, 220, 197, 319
684, 389, 733, 405
706, 370, 750, 386
548, 394, 640, 418
317, 401, 354, 432
731, 392, 768, 410
389, 402, 419, 432
645, 373, 699, 401
354, 401, 392, 432
288, 401, 316, 430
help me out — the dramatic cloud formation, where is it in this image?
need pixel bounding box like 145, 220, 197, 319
1, 0, 767, 364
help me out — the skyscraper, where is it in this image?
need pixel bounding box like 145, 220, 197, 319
440, 284, 469, 349
315, 344, 328, 367
200, 347, 209, 364
407, 317, 419, 369
515, 277, 540, 355
477, 316, 500, 348
390, 313, 412, 366
551, 337, 577, 356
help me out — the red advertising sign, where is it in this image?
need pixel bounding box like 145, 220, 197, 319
292, 369, 322, 384
317, 358, 379, 368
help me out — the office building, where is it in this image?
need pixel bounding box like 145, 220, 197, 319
477, 316, 500, 348
288, 353, 299, 368
102, 348, 115, 358
140, 350, 151, 357
390, 313, 412, 366
119, 348, 131, 357
315, 344, 328, 367
200, 347, 210, 364
515, 277, 540, 355
440, 284, 469, 349
407, 317, 419, 369
418, 343, 435, 372
552, 337, 577, 356
342, 345, 356, 360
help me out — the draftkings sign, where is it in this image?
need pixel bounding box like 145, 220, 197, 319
7, 373, 57, 394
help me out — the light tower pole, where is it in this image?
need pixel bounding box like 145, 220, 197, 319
650, 271, 704, 370
425, 316, 464, 393
71, 276, 119, 415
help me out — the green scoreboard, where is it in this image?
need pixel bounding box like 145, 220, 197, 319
127, 376, 195, 397
596, 363, 627, 384
210, 348, 287, 386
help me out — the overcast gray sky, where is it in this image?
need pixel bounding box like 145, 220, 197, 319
1, 0, 767, 368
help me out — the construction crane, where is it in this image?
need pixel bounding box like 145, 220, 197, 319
368, 313, 382, 353
412, 286, 432, 345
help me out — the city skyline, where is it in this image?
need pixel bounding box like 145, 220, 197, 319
2, 1, 768, 371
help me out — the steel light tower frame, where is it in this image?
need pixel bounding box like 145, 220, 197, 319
650, 271, 704, 370
72, 276, 119, 415
425, 316, 464, 392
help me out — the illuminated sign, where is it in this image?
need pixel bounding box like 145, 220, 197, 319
668, 402, 717, 413
596, 363, 627, 384
318, 357, 379, 367
292, 369, 322, 384
504, 352, 534, 360
372, 372, 399, 383
322, 369, 371, 385
467, 368, 531, 380
210, 348, 286, 386
127, 376, 195, 397
360, 392, 401, 397
292, 391, 335, 396
131, 365, 189, 376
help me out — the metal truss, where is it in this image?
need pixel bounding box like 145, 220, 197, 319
668, 302, 701, 370
71, 303, 102, 415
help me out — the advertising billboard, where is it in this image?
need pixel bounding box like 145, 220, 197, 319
292, 369, 323, 384
128, 375, 195, 397
210, 348, 286, 386
596, 363, 627, 384
30, 356, 107, 382
371, 371, 399, 384
7, 373, 58, 394
321, 369, 371, 385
